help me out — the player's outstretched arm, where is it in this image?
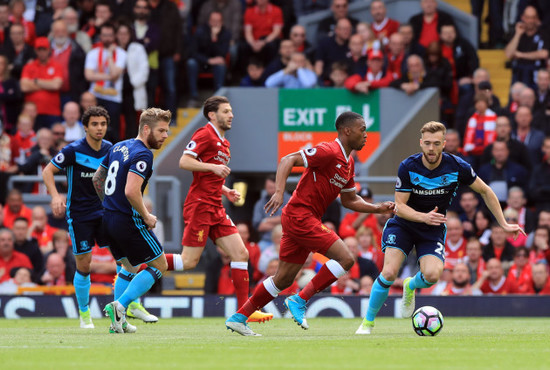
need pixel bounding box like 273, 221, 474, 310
394, 192, 447, 226
42, 162, 65, 217
340, 191, 395, 214
125, 172, 156, 230
92, 166, 107, 201
264, 151, 303, 216
179, 153, 230, 178
470, 177, 526, 238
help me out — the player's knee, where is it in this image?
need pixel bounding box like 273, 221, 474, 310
339, 254, 355, 271
381, 268, 399, 282
423, 269, 442, 284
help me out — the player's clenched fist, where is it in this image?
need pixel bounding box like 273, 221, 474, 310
212, 164, 231, 178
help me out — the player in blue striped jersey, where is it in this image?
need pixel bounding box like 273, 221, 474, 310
356, 121, 525, 334
93, 107, 170, 334
43, 106, 112, 329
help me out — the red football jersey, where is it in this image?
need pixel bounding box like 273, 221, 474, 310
183, 123, 230, 207
480, 276, 517, 295
445, 237, 467, 268
284, 139, 356, 220
506, 263, 532, 294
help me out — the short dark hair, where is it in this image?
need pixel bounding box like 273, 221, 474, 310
13, 217, 29, 225
82, 106, 110, 127
335, 111, 363, 130
99, 21, 116, 34
203, 96, 230, 120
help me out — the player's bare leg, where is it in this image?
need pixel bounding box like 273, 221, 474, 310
226, 261, 302, 336
401, 255, 443, 318
74, 253, 94, 328
285, 239, 354, 329
217, 234, 274, 323
357, 248, 405, 334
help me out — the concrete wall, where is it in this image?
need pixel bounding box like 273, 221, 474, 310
300, 0, 478, 49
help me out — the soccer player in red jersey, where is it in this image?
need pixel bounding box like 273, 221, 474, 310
165, 96, 272, 323
225, 111, 395, 336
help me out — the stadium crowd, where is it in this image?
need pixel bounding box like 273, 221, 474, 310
1, 0, 550, 296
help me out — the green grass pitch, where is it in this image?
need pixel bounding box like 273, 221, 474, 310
0, 317, 549, 369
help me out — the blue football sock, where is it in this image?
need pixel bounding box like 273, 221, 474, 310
115, 268, 136, 301
366, 275, 394, 322
408, 272, 435, 290
118, 267, 162, 308
74, 270, 91, 312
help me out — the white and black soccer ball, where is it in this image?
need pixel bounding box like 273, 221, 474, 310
412, 306, 444, 336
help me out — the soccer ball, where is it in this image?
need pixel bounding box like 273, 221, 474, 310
412, 306, 444, 336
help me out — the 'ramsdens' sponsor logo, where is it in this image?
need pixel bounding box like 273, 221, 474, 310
413, 188, 446, 195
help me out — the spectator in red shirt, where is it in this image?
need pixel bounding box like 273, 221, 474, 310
441, 262, 474, 295
369, 0, 399, 48
444, 217, 467, 268
0, 228, 33, 283
243, 0, 283, 64
506, 246, 532, 293
464, 237, 485, 284
29, 206, 58, 252
40, 252, 67, 286
90, 244, 116, 285
8, 0, 36, 46
473, 258, 517, 295
482, 223, 517, 272
345, 49, 392, 94
408, 0, 455, 49
20, 37, 63, 129
463, 92, 497, 157
3, 188, 32, 228
526, 261, 550, 295
10, 114, 35, 167
386, 32, 406, 80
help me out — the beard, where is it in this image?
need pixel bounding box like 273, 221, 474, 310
135, 13, 148, 21
423, 150, 441, 164
453, 278, 469, 288
67, 24, 78, 33
146, 132, 163, 149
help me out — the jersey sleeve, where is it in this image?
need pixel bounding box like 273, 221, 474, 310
51, 145, 75, 170
299, 144, 331, 169
129, 151, 153, 179
395, 161, 412, 192
100, 149, 110, 169
183, 128, 209, 158
456, 155, 477, 186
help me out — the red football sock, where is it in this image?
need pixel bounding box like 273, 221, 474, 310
231, 268, 249, 309
165, 254, 174, 271
237, 282, 274, 317
299, 263, 338, 301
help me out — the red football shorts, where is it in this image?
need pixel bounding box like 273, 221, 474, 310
182, 202, 238, 247
279, 212, 340, 265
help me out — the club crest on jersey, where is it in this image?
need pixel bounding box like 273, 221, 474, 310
136, 161, 147, 172
441, 175, 450, 186
80, 240, 90, 250
197, 230, 204, 242
55, 153, 65, 164
186, 141, 197, 150
305, 148, 317, 156
386, 234, 396, 245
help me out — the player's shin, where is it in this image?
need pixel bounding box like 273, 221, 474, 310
118, 267, 162, 308
238, 276, 280, 317
114, 268, 136, 300
230, 261, 249, 308
74, 270, 91, 312
365, 275, 394, 321
299, 259, 346, 301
